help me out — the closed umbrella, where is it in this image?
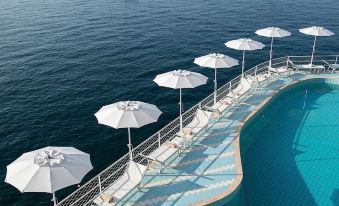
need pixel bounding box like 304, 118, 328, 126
5, 146, 93, 206
95, 101, 162, 160
255, 27, 291, 69
225, 38, 265, 77
299, 26, 334, 65
154, 69, 207, 130
194, 53, 238, 104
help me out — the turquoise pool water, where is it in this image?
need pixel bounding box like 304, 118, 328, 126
240, 79, 339, 206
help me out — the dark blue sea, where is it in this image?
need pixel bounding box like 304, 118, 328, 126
0, 0, 338, 205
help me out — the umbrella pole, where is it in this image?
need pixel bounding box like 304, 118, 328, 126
242, 50, 245, 78
179, 88, 182, 130
53, 192, 57, 206
214, 68, 217, 104
311, 35, 317, 65
127, 128, 133, 160
269, 37, 274, 73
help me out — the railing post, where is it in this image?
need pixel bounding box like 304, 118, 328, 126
335, 55, 338, 64
98, 176, 102, 194
254, 66, 257, 78
198, 102, 202, 109
286, 56, 290, 75
158, 132, 161, 147
229, 82, 232, 93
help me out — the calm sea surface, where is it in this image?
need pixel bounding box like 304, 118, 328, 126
0, 0, 338, 205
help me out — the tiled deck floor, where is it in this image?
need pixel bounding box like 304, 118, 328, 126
108, 72, 338, 206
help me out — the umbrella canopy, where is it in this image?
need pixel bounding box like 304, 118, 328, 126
255, 27, 291, 68
255, 27, 291, 38
193, 53, 239, 69
95, 101, 162, 129
225, 38, 265, 51
194, 53, 238, 104
154, 69, 207, 89
154, 69, 207, 130
225, 38, 265, 76
5, 146, 93, 205
299, 26, 334, 65
299, 26, 334, 36
95, 101, 162, 160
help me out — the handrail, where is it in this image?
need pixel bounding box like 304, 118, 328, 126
56, 54, 338, 206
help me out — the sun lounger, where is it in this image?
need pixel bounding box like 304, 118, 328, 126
248, 72, 271, 85
141, 109, 211, 172
227, 78, 253, 99
268, 66, 290, 74
322, 60, 339, 73
256, 72, 271, 83
290, 61, 325, 73
141, 135, 185, 173
177, 109, 212, 142
93, 161, 147, 206
205, 97, 233, 117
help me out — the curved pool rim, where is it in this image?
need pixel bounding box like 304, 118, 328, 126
198, 76, 339, 206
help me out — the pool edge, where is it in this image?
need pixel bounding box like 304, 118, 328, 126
191, 75, 339, 206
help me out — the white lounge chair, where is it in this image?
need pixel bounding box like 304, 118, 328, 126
249, 72, 271, 85
93, 161, 147, 206
141, 109, 211, 172
290, 61, 325, 73
322, 60, 339, 73
178, 109, 212, 143
141, 135, 185, 173
205, 97, 233, 117
258, 72, 271, 82
227, 78, 253, 99
268, 66, 290, 74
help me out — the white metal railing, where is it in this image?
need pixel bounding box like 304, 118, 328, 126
56, 55, 338, 206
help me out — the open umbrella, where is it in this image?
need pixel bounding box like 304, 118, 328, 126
154, 69, 207, 130
255, 27, 291, 69
299, 26, 334, 65
5, 146, 93, 206
225, 38, 265, 77
194, 53, 238, 104
95, 101, 162, 160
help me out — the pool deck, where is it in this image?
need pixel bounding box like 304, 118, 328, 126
102, 71, 339, 206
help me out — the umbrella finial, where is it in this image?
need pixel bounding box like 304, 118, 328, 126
118, 101, 140, 111
172, 69, 190, 76
34, 150, 65, 167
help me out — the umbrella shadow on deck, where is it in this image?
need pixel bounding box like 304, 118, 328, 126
227, 104, 253, 121
287, 72, 307, 80
128, 180, 205, 206
243, 93, 272, 105
266, 79, 288, 90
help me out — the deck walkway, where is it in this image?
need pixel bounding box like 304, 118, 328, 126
96, 72, 338, 206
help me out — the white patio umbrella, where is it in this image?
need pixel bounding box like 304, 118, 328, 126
154, 69, 207, 130
194, 53, 238, 104
5, 146, 93, 206
255, 27, 291, 69
95, 101, 162, 160
299, 26, 334, 65
225, 38, 265, 77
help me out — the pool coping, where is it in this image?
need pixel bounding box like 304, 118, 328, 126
191, 74, 339, 206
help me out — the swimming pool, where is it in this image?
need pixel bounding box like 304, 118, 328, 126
240, 78, 339, 206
